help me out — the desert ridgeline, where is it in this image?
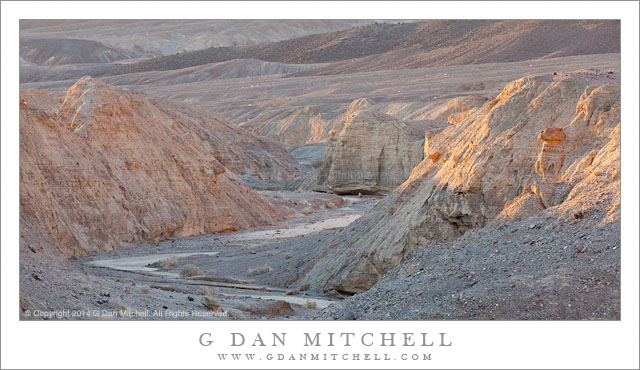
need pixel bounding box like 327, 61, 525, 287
19, 20, 620, 320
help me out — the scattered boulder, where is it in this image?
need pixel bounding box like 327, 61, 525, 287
256, 300, 295, 316
428, 152, 441, 162
201, 296, 221, 311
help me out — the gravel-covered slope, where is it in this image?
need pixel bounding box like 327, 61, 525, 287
315, 210, 620, 320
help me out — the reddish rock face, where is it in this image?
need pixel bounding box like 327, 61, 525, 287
20, 77, 288, 258
535, 128, 567, 181
538, 127, 566, 142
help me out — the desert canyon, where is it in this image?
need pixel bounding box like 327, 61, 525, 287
19, 20, 621, 320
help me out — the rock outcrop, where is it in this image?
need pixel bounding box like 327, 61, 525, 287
429, 95, 490, 123
241, 106, 329, 148
535, 127, 567, 181
303, 109, 446, 195
241, 98, 378, 149
20, 77, 290, 258
296, 71, 620, 294
59, 77, 303, 182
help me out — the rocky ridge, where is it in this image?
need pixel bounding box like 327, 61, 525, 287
296, 70, 620, 294
20, 38, 134, 66
20, 20, 374, 59
20, 77, 293, 259
60, 77, 303, 182
111, 20, 619, 76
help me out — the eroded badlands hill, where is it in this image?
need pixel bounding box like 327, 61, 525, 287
20, 77, 293, 258
297, 70, 620, 294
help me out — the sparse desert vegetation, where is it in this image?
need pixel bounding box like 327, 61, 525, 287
179, 264, 201, 277
247, 266, 272, 276
108, 298, 128, 312
157, 256, 181, 271
227, 308, 249, 320
305, 300, 318, 309
195, 287, 210, 296
201, 296, 221, 311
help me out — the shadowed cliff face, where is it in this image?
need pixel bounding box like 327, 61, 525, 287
20, 77, 291, 259
297, 71, 620, 294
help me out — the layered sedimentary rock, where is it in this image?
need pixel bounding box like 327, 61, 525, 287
429, 95, 490, 123
241, 106, 329, 147
304, 109, 445, 195
297, 71, 620, 294
287, 143, 325, 168
59, 77, 303, 182
20, 77, 289, 258
535, 127, 567, 181
326, 98, 376, 136
241, 98, 378, 149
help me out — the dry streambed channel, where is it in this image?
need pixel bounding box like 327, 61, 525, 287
79, 194, 375, 319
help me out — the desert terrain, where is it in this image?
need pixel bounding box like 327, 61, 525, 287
19, 20, 620, 320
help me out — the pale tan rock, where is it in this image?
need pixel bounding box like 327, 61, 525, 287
297, 71, 620, 294
327, 98, 376, 138
429, 95, 489, 123
59, 76, 303, 182
535, 128, 567, 181
20, 77, 289, 258
306, 110, 445, 195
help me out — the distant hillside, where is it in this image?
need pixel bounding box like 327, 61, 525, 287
20, 38, 133, 65
19, 20, 375, 58
110, 20, 619, 76
291, 20, 621, 76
